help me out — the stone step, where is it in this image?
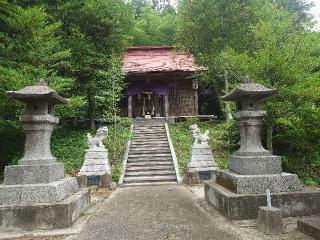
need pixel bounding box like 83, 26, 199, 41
133, 137, 168, 141
128, 152, 172, 158
123, 175, 177, 183
130, 144, 169, 148
131, 141, 168, 145
297, 217, 320, 239
128, 154, 172, 158
121, 181, 177, 187
126, 165, 175, 171
126, 161, 174, 167
128, 158, 172, 163
129, 152, 171, 157
125, 170, 176, 177
134, 129, 165, 132
129, 147, 169, 151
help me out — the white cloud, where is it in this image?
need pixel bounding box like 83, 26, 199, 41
307, 0, 320, 30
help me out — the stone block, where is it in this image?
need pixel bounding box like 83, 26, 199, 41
3, 163, 64, 185
205, 181, 320, 220
215, 170, 302, 194
0, 177, 78, 205
258, 206, 284, 235
297, 216, 320, 239
85, 150, 108, 159
76, 174, 111, 188
0, 188, 90, 232
229, 155, 282, 175
191, 154, 213, 161
184, 170, 217, 185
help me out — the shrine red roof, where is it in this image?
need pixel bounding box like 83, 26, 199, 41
123, 46, 206, 74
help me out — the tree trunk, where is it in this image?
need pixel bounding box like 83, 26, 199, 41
87, 92, 95, 130
224, 70, 233, 120
266, 112, 273, 154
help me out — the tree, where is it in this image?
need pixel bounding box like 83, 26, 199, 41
54, 0, 134, 128
131, 3, 177, 46
0, 4, 70, 118
177, 0, 320, 185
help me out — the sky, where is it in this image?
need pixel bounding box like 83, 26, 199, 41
307, 0, 320, 30
170, 0, 320, 31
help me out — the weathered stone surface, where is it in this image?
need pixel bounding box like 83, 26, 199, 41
258, 207, 284, 235
215, 170, 302, 194
0, 80, 90, 233
0, 177, 78, 205
188, 144, 218, 171
205, 181, 320, 220
77, 127, 111, 188
184, 170, 216, 185
3, 163, 64, 185
297, 216, 320, 239
0, 188, 90, 232
229, 155, 282, 175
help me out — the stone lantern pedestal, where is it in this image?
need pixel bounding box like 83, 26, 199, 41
0, 80, 90, 232
204, 77, 320, 220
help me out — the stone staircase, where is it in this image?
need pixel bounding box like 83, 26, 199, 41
122, 120, 178, 187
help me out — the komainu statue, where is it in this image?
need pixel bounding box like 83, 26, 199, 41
87, 126, 109, 149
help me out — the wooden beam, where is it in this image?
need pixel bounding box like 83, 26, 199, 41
128, 96, 132, 118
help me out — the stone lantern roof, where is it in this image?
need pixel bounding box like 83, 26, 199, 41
6, 79, 68, 104
222, 77, 277, 101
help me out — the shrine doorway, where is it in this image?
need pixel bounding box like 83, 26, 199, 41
126, 82, 169, 119
132, 92, 165, 118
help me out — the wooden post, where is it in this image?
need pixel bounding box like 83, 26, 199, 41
195, 89, 198, 115
128, 96, 132, 118
164, 95, 169, 120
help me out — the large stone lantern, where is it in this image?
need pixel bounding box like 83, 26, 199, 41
204, 77, 320, 220
0, 80, 90, 232
221, 77, 281, 175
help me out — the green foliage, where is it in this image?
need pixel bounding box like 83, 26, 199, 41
104, 120, 132, 182
0, 0, 134, 126
169, 119, 239, 175
129, 1, 177, 46
0, 119, 24, 168
0, 4, 71, 118
51, 127, 88, 175
177, 0, 320, 186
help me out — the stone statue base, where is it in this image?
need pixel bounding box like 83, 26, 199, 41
77, 148, 111, 188
205, 180, 320, 220
185, 143, 219, 185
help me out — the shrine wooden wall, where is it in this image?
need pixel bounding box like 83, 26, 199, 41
168, 79, 197, 116
119, 73, 197, 117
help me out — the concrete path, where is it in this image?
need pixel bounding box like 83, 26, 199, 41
75, 185, 240, 240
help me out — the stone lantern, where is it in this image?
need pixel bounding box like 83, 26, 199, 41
203, 77, 320, 220
0, 80, 90, 232
221, 77, 281, 175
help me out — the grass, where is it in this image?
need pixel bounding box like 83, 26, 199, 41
169, 118, 239, 176
105, 122, 132, 182
0, 119, 132, 182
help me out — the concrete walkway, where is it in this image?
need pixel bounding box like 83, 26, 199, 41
74, 185, 240, 240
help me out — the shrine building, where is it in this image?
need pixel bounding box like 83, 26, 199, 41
120, 46, 209, 120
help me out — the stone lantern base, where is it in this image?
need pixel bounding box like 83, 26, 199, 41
0, 188, 90, 232
205, 172, 320, 220
0, 165, 90, 232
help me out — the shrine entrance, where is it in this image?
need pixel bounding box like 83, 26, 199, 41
127, 81, 169, 119
132, 92, 165, 118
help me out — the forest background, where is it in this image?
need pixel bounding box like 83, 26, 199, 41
0, 0, 319, 185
